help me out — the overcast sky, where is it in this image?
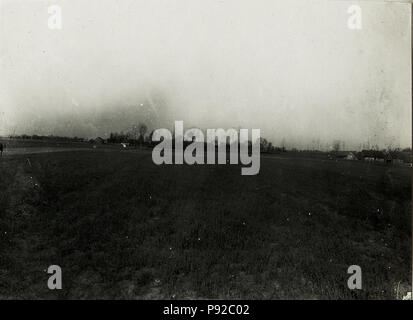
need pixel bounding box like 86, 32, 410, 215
0, 0, 411, 149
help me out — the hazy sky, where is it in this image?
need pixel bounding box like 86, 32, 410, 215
0, 0, 411, 149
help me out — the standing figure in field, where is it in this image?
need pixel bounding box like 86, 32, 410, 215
0, 143, 3, 157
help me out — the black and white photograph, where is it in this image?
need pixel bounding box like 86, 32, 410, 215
0, 0, 412, 304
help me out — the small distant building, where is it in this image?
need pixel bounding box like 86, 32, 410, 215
346, 152, 358, 160
392, 158, 403, 165
402, 152, 412, 164
332, 151, 348, 159
94, 137, 105, 144
329, 151, 357, 160
361, 150, 385, 162
89, 137, 106, 146
387, 150, 412, 165
361, 150, 374, 160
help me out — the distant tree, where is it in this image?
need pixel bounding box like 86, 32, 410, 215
333, 140, 341, 152
138, 123, 148, 137
147, 130, 156, 147
129, 123, 149, 147
281, 138, 287, 152
260, 138, 269, 152
138, 123, 148, 147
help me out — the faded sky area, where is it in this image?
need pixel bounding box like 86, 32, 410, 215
0, 0, 411, 150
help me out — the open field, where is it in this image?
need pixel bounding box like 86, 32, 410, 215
0, 138, 91, 149
0, 138, 127, 157
0, 147, 411, 299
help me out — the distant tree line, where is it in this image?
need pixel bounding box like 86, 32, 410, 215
9, 128, 412, 159
260, 137, 286, 154
107, 123, 150, 147
9, 134, 84, 142
107, 126, 288, 154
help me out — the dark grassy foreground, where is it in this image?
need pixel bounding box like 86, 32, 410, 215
0, 150, 411, 299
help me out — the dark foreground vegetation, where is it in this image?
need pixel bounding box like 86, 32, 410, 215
0, 149, 411, 299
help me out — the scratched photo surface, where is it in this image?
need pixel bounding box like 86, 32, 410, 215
0, 0, 411, 299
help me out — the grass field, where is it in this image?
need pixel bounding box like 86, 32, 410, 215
0, 148, 411, 299
0, 138, 91, 149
